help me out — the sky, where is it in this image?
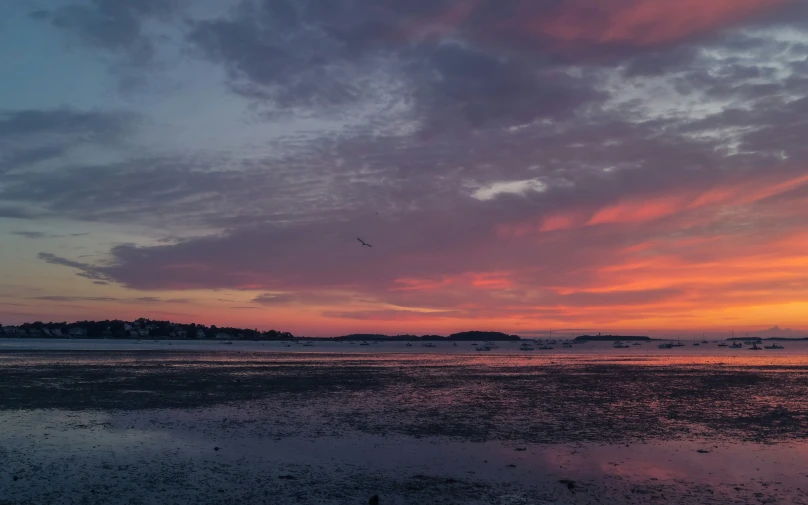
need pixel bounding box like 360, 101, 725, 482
1, 0, 808, 337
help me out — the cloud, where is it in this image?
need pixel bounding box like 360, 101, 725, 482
186, 1, 602, 128
472, 178, 548, 201
252, 293, 298, 305
11, 231, 91, 240
37, 252, 111, 282
33, 295, 191, 304
0, 206, 36, 219
10, 231, 48, 239
0, 109, 138, 175
0, 108, 135, 138
4, 0, 808, 332
502, 0, 792, 49
33, 0, 183, 64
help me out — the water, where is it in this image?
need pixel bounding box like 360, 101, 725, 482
2, 340, 808, 503
3, 337, 807, 362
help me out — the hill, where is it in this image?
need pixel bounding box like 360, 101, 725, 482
574, 335, 651, 342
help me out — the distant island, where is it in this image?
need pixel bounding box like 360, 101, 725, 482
334, 331, 521, 342
574, 334, 651, 342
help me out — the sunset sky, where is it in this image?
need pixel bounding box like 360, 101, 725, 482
2, 0, 808, 336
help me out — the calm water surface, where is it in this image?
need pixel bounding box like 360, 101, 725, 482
2, 339, 807, 504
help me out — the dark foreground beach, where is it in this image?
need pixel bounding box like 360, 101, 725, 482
2, 348, 807, 504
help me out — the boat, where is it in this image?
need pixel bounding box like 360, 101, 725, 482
718, 341, 728, 347
303, 342, 314, 347
359, 341, 369, 346
453, 342, 458, 347
422, 342, 436, 347
749, 343, 762, 350
613, 341, 629, 348
692, 342, 700, 346
701, 340, 708, 344
658, 342, 673, 349
519, 343, 534, 351
562, 343, 573, 348
538, 345, 554, 350
405, 343, 413, 347
731, 342, 743, 348
764, 344, 784, 349
475, 345, 491, 351
221, 341, 233, 345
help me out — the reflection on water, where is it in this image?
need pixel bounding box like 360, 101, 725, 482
3, 337, 808, 364
1, 408, 807, 504
2, 344, 808, 503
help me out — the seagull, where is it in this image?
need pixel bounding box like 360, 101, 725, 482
357, 237, 372, 248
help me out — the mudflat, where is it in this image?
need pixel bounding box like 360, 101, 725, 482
1, 349, 807, 504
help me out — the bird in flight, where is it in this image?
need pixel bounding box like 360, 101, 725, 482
357, 237, 372, 248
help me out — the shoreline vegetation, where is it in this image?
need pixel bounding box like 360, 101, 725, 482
1, 318, 806, 341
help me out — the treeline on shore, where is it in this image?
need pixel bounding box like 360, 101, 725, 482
0, 318, 294, 340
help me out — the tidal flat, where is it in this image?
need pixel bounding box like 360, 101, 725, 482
1, 347, 808, 504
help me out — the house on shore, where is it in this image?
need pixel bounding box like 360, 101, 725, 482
68, 327, 87, 337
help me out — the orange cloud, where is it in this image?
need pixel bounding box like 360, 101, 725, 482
393, 271, 514, 291
503, 171, 808, 236
518, 0, 791, 48
587, 194, 688, 226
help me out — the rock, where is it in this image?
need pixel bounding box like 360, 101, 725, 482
214, 447, 220, 451
13, 476, 19, 481
369, 494, 379, 505
559, 479, 576, 490
278, 475, 297, 480
697, 449, 710, 454
515, 447, 527, 451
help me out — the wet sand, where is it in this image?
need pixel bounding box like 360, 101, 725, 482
1, 348, 807, 504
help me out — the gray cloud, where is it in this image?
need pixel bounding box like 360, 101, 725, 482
33, 295, 191, 303
251, 293, 298, 305
10, 231, 48, 239
0, 109, 138, 175
0, 108, 135, 138
33, 0, 183, 64
37, 253, 111, 282
5, 0, 808, 329
11, 231, 91, 240
0, 206, 37, 219
187, 0, 603, 128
